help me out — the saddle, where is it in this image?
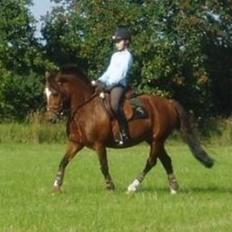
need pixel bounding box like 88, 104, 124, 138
99, 89, 148, 121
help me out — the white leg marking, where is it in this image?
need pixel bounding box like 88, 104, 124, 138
168, 174, 179, 194
45, 87, 52, 101
127, 179, 141, 193
170, 188, 177, 194
53, 180, 59, 187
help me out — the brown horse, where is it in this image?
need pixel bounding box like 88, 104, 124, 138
44, 66, 214, 194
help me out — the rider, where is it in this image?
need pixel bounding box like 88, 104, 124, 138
92, 26, 133, 145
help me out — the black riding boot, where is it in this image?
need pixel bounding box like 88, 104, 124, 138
117, 111, 130, 145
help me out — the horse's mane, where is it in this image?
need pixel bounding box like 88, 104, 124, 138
59, 65, 90, 85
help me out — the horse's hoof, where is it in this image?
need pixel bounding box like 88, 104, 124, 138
53, 185, 62, 193
127, 186, 137, 193
168, 174, 179, 194
126, 189, 136, 195
106, 184, 115, 191
170, 188, 177, 194
106, 187, 115, 192
169, 182, 179, 194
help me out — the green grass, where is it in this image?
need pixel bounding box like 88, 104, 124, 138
0, 142, 231, 232
0, 122, 66, 143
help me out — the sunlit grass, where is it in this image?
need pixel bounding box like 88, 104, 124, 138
0, 143, 231, 231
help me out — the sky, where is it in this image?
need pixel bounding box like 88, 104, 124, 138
30, 0, 53, 38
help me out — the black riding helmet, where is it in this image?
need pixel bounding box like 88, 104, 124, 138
112, 26, 131, 42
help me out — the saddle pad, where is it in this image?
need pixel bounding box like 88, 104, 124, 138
101, 93, 148, 121
124, 97, 148, 121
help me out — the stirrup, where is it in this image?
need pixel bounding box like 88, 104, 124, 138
116, 132, 129, 145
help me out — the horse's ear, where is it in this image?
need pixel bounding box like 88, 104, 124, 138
45, 71, 50, 80
56, 76, 67, 85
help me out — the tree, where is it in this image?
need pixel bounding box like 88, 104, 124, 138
22, 0, 232, 118
0, 0, 46, 120
0, 0, 230, 120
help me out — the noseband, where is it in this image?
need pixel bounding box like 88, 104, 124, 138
46, 87, 70, 118
47, 104, 69, 118
47, 90, 98, 119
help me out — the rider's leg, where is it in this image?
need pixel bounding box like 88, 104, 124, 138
110, 86, 129, 144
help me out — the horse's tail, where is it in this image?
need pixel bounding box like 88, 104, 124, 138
173, 101, 214, 168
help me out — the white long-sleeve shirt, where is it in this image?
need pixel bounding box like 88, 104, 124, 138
98, 49, 133, 87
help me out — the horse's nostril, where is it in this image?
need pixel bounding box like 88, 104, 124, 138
50, 118, 58, 123
46, 111, 59, 123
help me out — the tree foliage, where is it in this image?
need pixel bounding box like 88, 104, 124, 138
0, 0, 46, 120
42, 0, 232, 117
0, 0, 231, 120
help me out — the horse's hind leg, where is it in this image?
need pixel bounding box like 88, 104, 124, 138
95, 144, 115, 190
159, 149, 179, 194
53, 141, 83, 192
127, 141, 159, 193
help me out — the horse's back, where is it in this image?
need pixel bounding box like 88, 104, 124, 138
91, 93, 180, 145
137, 94, 180, 139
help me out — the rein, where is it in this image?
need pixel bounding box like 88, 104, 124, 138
70, 92, 98, 119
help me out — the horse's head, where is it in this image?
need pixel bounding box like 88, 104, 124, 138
44, 66, 94, 122
44, 71, 70, 122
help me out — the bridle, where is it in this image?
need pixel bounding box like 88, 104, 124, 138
46, 87, 70, 119
47, 88, 98, 120
70, 92, 98, 119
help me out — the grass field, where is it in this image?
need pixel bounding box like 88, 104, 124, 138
0, 142, 231, 232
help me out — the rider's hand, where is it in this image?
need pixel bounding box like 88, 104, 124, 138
95, 81, 106, 93
91, 80, 97, 86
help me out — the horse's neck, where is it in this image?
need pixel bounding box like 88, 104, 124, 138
70, 81, 93, 112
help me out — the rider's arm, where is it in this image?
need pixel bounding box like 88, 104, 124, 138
98, 51, 133, 87
98, 55, 114, 83
107, 52, 132, 87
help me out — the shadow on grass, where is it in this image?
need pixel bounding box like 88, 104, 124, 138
138, 186, 232, 194
180, 186, 232, 194
55, 181, 232, 195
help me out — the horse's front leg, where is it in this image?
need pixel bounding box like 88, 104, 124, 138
95, 144, 115, 190
53, 141, 83, 192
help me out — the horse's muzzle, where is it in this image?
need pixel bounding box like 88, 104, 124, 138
46, 110, 61, 123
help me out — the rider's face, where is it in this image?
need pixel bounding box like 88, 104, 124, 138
115, 39, 127, 51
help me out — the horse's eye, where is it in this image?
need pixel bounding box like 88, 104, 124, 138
52, 92, 59, 97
